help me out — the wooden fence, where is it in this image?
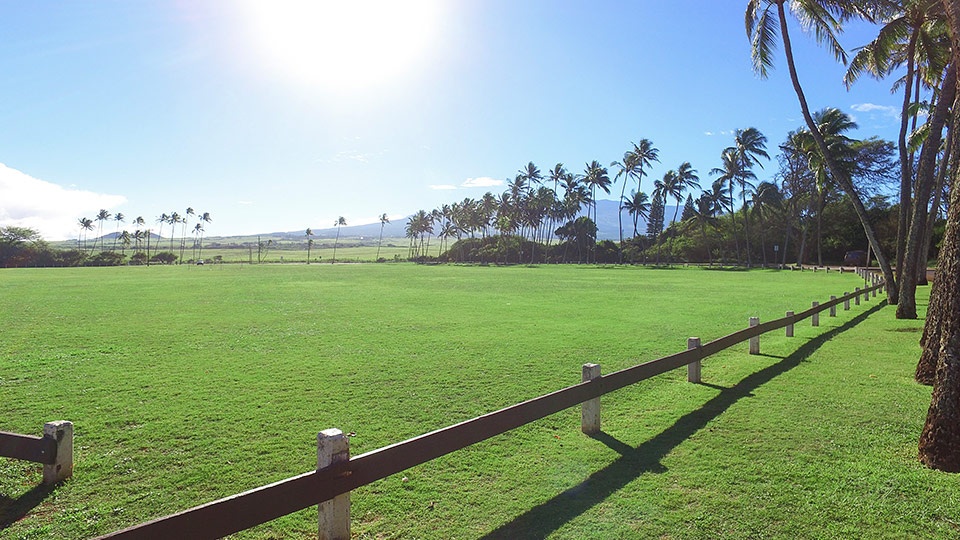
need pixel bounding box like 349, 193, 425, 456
97, 276, 886, 539
0, 421, 74, 484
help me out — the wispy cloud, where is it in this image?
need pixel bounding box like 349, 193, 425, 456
0, 162, 127, 240
461, 177, 502, 188
850, 102, 899, 122
316, 149, 383, 164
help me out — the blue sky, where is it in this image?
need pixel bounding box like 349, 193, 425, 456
1, 1, 906, 240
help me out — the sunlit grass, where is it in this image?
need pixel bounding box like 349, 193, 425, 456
0, 265, 952, 538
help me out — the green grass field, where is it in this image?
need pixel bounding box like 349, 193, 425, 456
1, 265, 955, 538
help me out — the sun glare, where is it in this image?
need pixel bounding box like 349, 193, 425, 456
237, 0, 444, 95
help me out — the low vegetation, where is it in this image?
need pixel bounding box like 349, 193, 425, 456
1, 265, 952, 538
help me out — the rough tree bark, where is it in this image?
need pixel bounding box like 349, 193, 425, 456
898, 63, 957, 319
918, 0, 960, 472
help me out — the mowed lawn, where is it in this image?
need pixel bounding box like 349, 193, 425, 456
0, 264, 956, 538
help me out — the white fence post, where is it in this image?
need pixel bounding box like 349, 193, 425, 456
749, 317, 760, 355
855, 287, 861, 305
687, 337, 701, 383
42, 421, 73, 484
318, 429, 350, 540
581, 363, 601, 435
812, 301, 820, 327
843, 293, 850, 310
830, 296, 837, 317
785, 311, 794, 337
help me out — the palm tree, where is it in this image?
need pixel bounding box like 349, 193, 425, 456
192, 223, 203, 261
132, 216, 145, 257
666, 162, 701, 263
582, 161, 610, 263
844, 0, 948, 282
77, 217, 94, 251
305, 228, 314, 264
622, 190, 651, 238
711, 149, 753, 264
168, 212, 180, 252
791, 108, 860, 267
750, 180, 784, 266
651, 172, 673, 265
92, 209, 110, 253
109, 212, 125, 252
180, 207, 195, 263
611, 150, 640, 255
156, 213, 169, 254
332, 216, 347, 263
197, 212, 211, 260
746, 0, 897, 299
376, 213, 390, 261
727, 128, 769, 266
118, 230, 132, 255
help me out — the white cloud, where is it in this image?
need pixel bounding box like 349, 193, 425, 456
429, 184, 458, 190
704, 131, 714, 136
850, 103, 899, 120
0, 163, 127, 240
461, 176, 502, 188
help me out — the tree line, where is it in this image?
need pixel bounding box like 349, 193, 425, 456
0, 209, 212, 267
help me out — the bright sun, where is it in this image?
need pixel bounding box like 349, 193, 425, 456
236, 0, 444, 95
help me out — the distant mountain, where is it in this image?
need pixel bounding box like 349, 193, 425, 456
273, 199, 678, 242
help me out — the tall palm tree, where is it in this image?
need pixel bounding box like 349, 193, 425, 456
197, 212, 212, 260
750, 180, 784, 266
92, 209, 110, 253
376, 213, 390, 261
332, 216, 347, 263
181, 207, 195, 263
727, 128, 769, 266
582, 161, 610, 263
305, 228, 314, 264
651, 172, 674, 265
611, 150, 640, 255
746, 0, 897, 299
77, 217, 94, 251
168, 212, 181, 253
112, 212, 125, 252
844, 0, 948, 282
156, 213, 169, 255
666, 162, 701, 263
192, 223, 203, 261
711, 149, 753, 264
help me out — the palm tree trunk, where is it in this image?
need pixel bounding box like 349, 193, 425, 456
919, 127, 954, 285
776, 1, 897, 299
895, 29, 919, 284
742, 188, 752, 267
898, 62, 956, 318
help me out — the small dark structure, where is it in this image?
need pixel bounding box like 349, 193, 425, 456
843, 250, 867, 267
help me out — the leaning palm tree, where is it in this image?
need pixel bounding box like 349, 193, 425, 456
168, 212, 181, 253
746, 0, 896, 299
332, 216, 347, 263
305, 228, 314, 264
376, 213, 390, 261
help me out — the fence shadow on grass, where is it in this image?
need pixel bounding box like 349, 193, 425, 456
481, 302, 887, 539
0, 483, 57, 530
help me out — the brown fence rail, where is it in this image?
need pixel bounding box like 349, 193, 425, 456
0, 431, 57, 464
0, 421, 74, 484
99, 278, 886, 539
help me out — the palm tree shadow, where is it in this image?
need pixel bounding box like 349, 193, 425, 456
481, 302, 886, 539
0, 483, 57, 530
